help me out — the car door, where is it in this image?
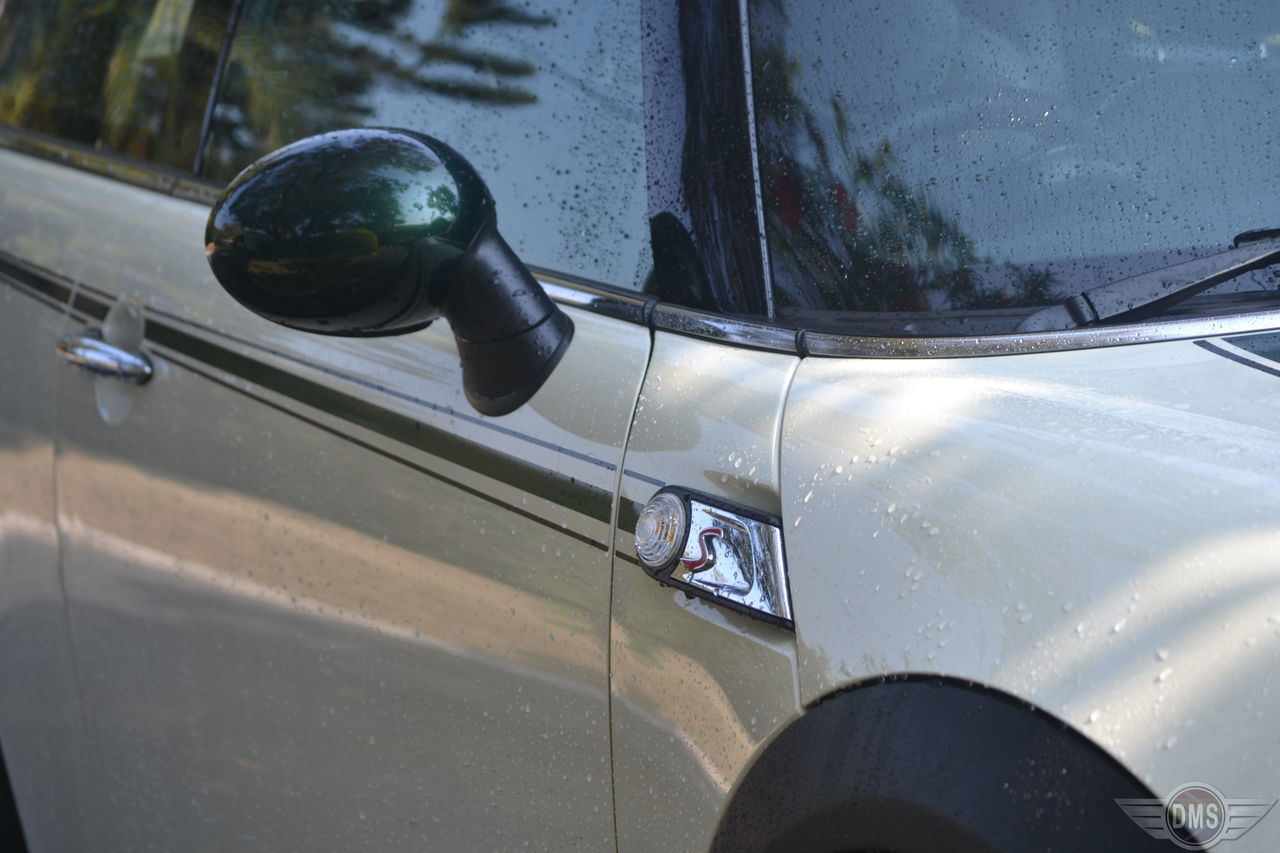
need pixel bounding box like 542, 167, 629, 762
0, 190, 86, 853
1, 1, 650, 849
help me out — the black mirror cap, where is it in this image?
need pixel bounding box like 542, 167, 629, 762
204, 127, 573, 416
205, 128, 491, 335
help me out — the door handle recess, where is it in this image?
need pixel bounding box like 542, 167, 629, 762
57, 329, 153, 384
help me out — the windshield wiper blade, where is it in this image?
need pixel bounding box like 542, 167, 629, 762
1015, 229, 1280, 332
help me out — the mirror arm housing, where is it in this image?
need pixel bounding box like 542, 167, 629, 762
205, 128, 575, 418
437, 216, 573, 416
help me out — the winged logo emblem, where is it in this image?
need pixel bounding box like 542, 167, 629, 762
1116, 782, 1276, 849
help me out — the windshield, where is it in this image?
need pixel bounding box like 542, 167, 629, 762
750, 0, 1280, 335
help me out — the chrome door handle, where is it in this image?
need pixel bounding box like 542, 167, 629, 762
57, 329, 153, 384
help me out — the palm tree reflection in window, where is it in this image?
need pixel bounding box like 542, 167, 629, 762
751, 10, 1057, 318
0, 0, 228, 169
202, 0, 554, 182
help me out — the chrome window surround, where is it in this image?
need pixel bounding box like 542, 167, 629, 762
542, 280, 1280, 358
7, 125, 1280, 360
737, 0, 775, 320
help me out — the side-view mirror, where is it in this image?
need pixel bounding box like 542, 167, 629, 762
204, 128, 573, 417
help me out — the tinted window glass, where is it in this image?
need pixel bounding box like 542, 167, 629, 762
751, 1, 1280, 334
203, 0, 651, 290
0, 0, 230, 170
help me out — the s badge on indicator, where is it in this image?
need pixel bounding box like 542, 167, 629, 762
634, 487, 793, 629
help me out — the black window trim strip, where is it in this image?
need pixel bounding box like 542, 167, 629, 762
639, 0, 771, 317
4, 126, 1280, 359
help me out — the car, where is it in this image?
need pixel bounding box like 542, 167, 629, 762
3, 0, 1280, 850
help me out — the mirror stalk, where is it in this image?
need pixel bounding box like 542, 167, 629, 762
439, 216, 573, 416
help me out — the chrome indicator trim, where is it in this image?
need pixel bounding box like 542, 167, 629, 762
636, 486, 793, 629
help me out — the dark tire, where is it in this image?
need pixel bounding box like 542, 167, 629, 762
0, 742, 28, 853
710, 676, 1168, 853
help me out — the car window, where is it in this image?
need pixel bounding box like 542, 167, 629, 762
0, 0, 230, 171
200, 0, 652, 291
750, 0, 1280, 335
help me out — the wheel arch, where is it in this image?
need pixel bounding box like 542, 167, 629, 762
710, 674, 1168, 852
0, 737, 29, 853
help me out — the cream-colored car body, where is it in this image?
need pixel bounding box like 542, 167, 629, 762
2, 150, 650, 850
5, 138, 1280, 850
783, 343, 1280, 849
0, 215, 85, 853
610, 333, 801, 852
